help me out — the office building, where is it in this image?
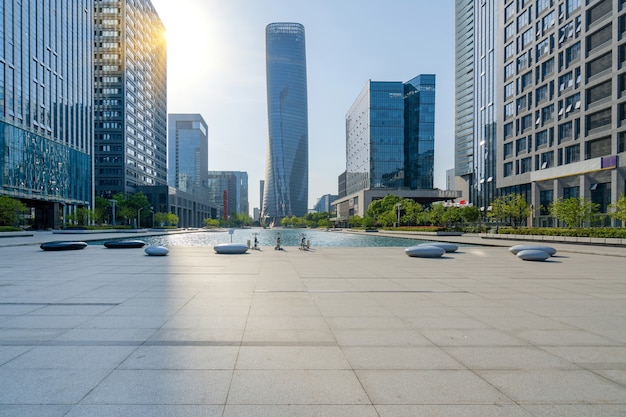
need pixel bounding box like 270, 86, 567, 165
262, 22, 309, 224
93, 0, 167, 199
454, 0, 499, 211
404, 74, 436, 189
498, 0, 626, 225
0, 0, 93, 229
313, 194, 338, 213
167, 114, 209, 196
334, 76, 459, 218
208, 171, 249, 219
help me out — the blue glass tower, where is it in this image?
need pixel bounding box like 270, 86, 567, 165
346, 81, 405, 196
0, 0, 93, 229
263, 23, 308, 223
167, 114, 209, 196
405, 74, 436, 189
345, 75, 435, 197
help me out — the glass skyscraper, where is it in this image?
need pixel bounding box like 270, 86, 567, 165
262, 22, 309, 224
405, 74, 436, 190
346, 81, 405, 196
167, 114, 208, 196
94, 0, 167, 199
0, 0, 93, 229
345, 76, 436, 197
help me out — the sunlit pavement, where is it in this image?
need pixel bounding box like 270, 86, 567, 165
0, 234, 625, 416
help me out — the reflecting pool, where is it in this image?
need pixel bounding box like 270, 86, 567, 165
95, 228, 440, 248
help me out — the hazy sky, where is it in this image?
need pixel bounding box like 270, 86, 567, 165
150, 0, 455, 213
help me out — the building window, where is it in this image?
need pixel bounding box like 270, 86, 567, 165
586, 107, 612, 132
587, 0, 612, 27
563, 186, 579, 199
537, 38, 550, 60
520, 114, 533, 132
536, 84, 549, 104
559, 121, 573, 143
519, 71, 533, 92
505, 22, 515, 41
504, 102, 515, 119
565, 42, 581, 67
505, 62, 515, 80
587, 80, 612, 106
540, 189, 553, 214
586, 52, 612, 80
541, 104, 555, 122
559, 72, 573, 92
541, 151, 554, 169
520, 157, 532, 173
505, 82, 515, 100
564, 144, 580, 164
504, 162, 513, 177
504, 142, 514, 158
516, 137, 528, 155
585, 136, 612, 159
587, 24, 612, 54
565, 92, 581, 114
505, 42, 515, 60
504, 122, 514, 138
536, 129, 549, 149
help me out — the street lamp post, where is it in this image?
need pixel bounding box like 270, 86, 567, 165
109, 199, 117, 225
396, 203, 402, 228
137, 207, 144, 229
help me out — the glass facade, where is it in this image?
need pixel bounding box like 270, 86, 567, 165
455, 0, 475, 177
346, 76, 436, 197
263, 23, 309, 222
94, 0, 167, 199
0, 0, 93, 228
208, 171, 249, 218
167, 114, 208, 196
346, 81, 405, 196
404, 74, 435, 189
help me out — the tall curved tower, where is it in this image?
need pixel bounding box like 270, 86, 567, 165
262, 23, 309, 225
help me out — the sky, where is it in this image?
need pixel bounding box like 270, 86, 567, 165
150, 0, 455, 214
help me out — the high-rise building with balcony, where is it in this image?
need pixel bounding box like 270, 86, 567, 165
498, 0, 626, 225
0, 0, 93, 229
93, 0, 167, 199
262, 22, 309, 224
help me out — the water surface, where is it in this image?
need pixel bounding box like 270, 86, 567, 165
95, 228, 437, 248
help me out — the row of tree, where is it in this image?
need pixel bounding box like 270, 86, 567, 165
345, 193, 626, 229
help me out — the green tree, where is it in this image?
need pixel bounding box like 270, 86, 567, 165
349, 215, 363, 227
203, 218, 220, 228
426, 203, 446, 226
166, 212, 179, 227
461, 205, 480, 224
488, 193, 530, 227
94, 197, 110, 224
154, 212, 169, 227
549, 197, 600, 228
0, 195, 27, 226
608, 194, 626, 227
366, 194, 402, 220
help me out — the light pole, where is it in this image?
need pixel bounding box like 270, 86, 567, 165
137, 207, 144, 229
396, 203, 401, 228
109, 199, 117, 225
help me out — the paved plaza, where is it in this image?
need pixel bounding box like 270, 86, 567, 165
0, 231, 625, 416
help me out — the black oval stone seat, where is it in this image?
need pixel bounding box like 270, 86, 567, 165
40, 241, 88, 251
104, 240, 146, 249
